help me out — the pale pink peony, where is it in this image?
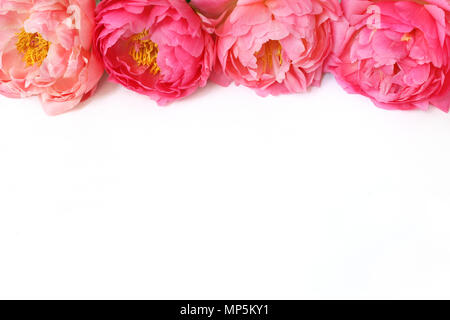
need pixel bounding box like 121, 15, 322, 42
94, 0, 214, 105
0, 0, 103, 115
328, 0, 450, 111
214, 0, 342, 96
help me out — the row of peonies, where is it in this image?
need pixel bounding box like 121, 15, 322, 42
0, 0, 448, 115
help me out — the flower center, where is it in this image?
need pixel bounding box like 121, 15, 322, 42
401, 33, 413, 42
129, 30, 160, 75
255, 40, 283, 73
16, 29, 50, 67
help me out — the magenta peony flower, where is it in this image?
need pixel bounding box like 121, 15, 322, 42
213, 0, 342, 96
328, 0, 450, 111
94, 0, 215, 105
189, 0, 236, 21
189, 0, 236, 19
0, 0, 103, 115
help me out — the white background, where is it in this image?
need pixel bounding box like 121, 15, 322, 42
1, 74, 450, 299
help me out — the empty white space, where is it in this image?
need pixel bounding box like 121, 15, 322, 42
1, 74, 450, 299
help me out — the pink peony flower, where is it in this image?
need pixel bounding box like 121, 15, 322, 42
328, 0, 450, 111
189, 0, 236, 19
94, 0, 215, 105
213, 0, 342, 96
0, 0, 103, 115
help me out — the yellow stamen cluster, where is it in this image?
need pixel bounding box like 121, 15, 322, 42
16, 29, 50, 67
129, 30, 160, 75
401, 33, 413, 42
255, 40, 283, 73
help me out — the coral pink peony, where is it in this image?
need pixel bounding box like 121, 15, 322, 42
328, 0, 450, 111
94, 0, 214, 105
214, 0, 342, 96
0, 0, 103, 115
